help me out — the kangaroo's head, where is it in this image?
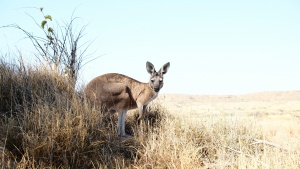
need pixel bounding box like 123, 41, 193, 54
146, 61, 170, 92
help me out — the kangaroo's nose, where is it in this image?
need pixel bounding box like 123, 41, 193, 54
154, 87, 160, 92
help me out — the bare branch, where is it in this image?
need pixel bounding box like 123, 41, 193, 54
250, 139, 290, 151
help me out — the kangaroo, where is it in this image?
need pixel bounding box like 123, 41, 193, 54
84, 61, 170, 137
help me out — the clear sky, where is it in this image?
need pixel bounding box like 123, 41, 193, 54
1, 0, 300, 95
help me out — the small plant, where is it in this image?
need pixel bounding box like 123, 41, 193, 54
1, 7, 98, 87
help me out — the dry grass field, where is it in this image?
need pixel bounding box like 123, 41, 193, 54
157, 92, 300, 168
0, 58, 299, 168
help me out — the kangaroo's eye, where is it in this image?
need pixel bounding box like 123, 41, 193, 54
151, 79, 154, 82
159, 78, 163, 82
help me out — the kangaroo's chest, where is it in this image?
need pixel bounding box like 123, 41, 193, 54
144, 92, 158, 106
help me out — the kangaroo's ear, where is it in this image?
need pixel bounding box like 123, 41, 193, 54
158, 62, 170, 75
146, 61, 156, 74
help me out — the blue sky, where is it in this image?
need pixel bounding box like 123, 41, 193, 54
1, 0, 300, 95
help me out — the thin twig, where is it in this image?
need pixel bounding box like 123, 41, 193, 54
250, 138, 290, 151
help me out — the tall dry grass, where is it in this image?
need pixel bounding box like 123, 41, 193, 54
0, 58, 139, 168
1, 57, 300, 168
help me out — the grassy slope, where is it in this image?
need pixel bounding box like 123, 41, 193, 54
0, 60, 299, 168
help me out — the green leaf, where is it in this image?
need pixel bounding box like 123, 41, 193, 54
48, 27, 54, 33
41, 20, 47, 29
47, 35, 53, 41
44, 15, 52, 21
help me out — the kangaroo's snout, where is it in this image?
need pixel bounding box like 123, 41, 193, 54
154, 87, 160, 92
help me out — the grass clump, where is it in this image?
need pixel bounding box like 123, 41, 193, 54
0, 59, 138, 168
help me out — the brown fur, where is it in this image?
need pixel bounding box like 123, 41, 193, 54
84, 61, 170, 136
84, 73, 157, 112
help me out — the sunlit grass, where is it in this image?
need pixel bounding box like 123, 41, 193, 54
1, 58, 300, 168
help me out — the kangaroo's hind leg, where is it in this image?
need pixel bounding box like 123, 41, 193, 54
117, 110, 130, 137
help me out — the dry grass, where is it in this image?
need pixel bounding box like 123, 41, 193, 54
0, 59, 139, 168
1, 58, 300, 168
158, 93, 300, 168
